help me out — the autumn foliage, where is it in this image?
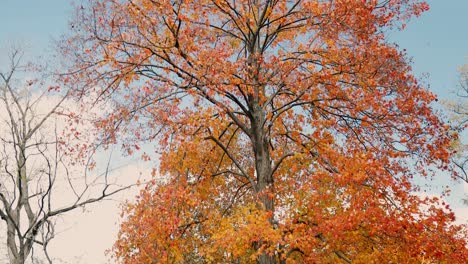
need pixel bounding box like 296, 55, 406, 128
65, 0, 468, 263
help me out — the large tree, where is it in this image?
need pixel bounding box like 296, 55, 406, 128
65, 0, 467, 263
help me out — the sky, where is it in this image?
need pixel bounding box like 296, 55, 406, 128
388, 0, 468, 99
0, 0, 467, 263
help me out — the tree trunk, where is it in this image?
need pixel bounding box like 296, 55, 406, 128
6, 142, 33, 264
10, 255, 26, 264
7, 220, 19, 264
251, 101, 276, 264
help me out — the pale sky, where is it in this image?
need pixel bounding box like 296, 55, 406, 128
0, 0, 467, 263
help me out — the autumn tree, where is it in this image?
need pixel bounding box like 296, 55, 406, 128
0, 49, 130, 264
64, 0, 468, 263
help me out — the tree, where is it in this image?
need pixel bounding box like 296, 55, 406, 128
64, 0, 468, 263
447, 63, 468, 185
0, 49, 130, 264
444, 63, 468, 206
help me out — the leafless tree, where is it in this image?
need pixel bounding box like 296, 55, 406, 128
447, 64, 468, 186
0, 49, 131, 264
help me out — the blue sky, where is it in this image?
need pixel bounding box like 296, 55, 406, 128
0, 0, 467, 262
389, 0, 468, 98
0, 0, 71, 59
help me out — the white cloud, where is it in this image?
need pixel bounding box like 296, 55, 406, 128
452, 207, 468, 225
46, 162, 151, 264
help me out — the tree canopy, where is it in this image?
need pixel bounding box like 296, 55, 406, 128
63, 0, 468, 263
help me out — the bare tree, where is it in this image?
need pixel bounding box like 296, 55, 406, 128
447, 64, 468, 185
0, 49, 130, 264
